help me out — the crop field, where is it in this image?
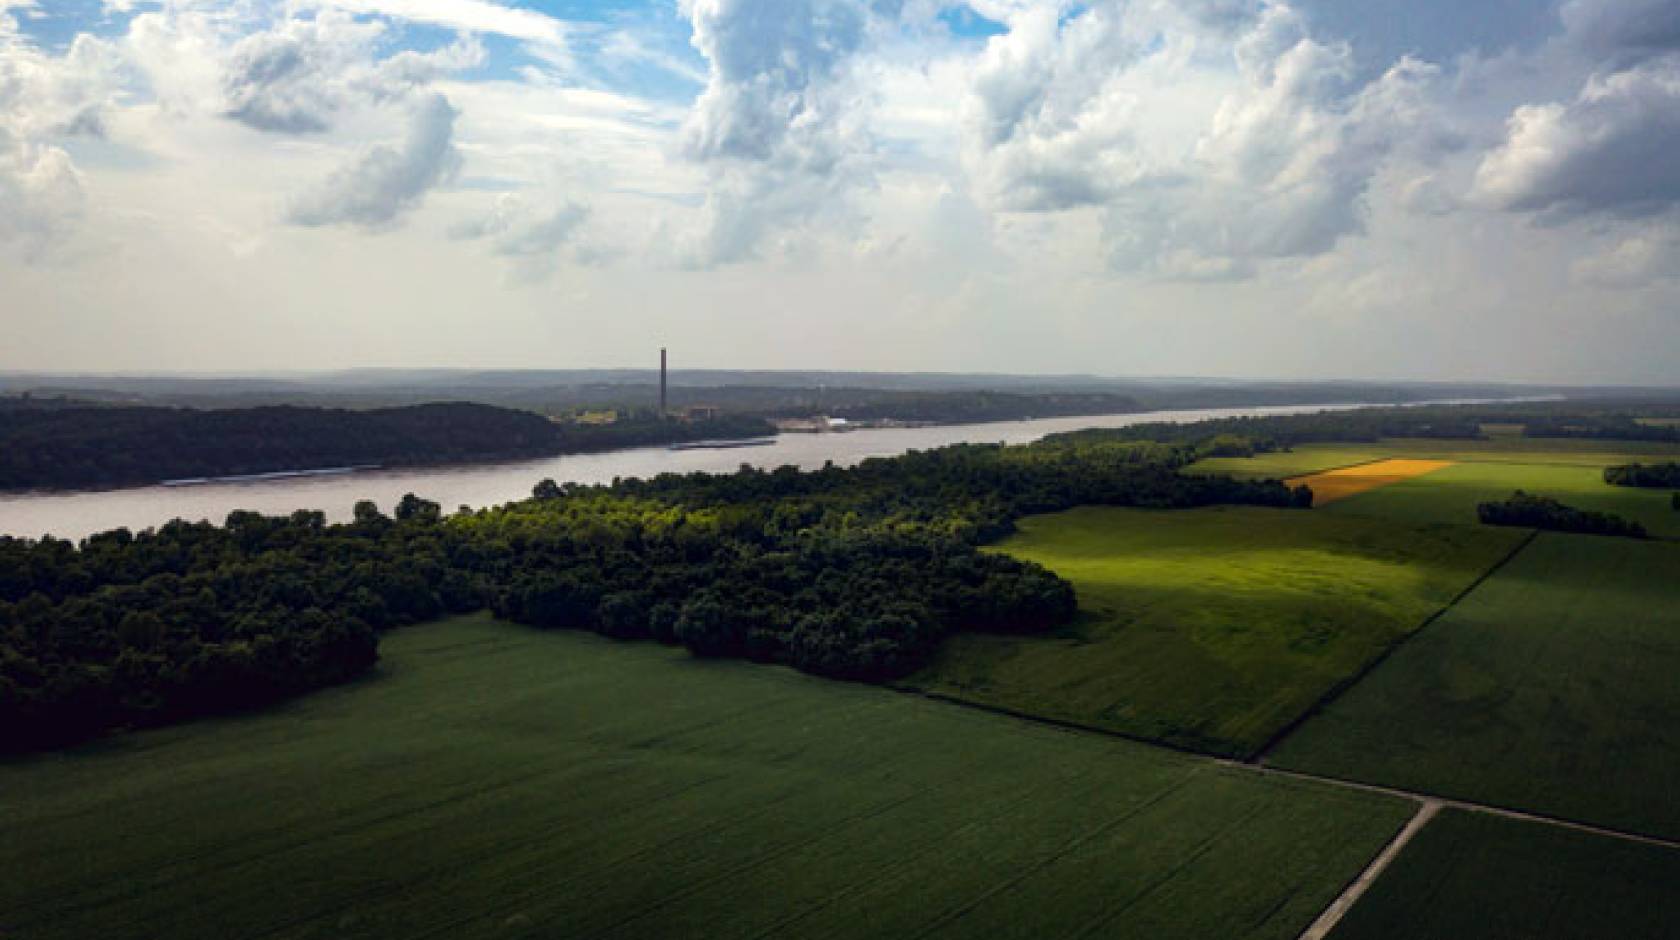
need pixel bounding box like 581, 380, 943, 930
1191, 440, 1680, 537
1189, 436, 1680, 480
1320, 460, 1680, 537
1284, 458, 1454, 506
908, 506, 1523, 757
1328, 809, 1680, 940
0, 614, 1415, 940
1270, 533, 1680, 840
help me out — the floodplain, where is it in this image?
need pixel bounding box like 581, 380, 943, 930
8, 428, 1680, 939
0, 614, 1413, 940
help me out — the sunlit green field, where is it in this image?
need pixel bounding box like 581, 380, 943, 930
1329, 810, 1680, 940
1324, 461, 1680, 537
1271, 533, 1680, 840
1189, 437, 1680, 479
908, 506, 1522, 757
1191, 439, 1680, 537
0, 614, 1414, 940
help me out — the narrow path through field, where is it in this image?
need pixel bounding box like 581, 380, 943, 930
1296, 800, 1440, 940
1238, 763, 1680, 851
897, 683, 1680, 851
895, 681, 1680, 940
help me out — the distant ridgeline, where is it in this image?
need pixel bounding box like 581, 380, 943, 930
1042, 400, 1680, 452
0, 402, 774, 491
1, 373, 1543, 415
0, 436, 1305, 752
781, 390, 1145, 424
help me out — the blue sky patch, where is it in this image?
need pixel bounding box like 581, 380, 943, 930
938, 4, 1006, 39
13, 0, 136, 51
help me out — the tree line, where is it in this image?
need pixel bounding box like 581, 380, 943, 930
1603, 462, 1680, 488
1043, 400, 1680, 452
0, 437, 1306, 752
1477, 492, 1648, 539
1524, 417, 1680, 443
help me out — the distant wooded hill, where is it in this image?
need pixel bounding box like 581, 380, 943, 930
0, 402, 772, 492
1045, 400, 1680, 449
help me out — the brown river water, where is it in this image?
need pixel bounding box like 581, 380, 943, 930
0, 403, 1393, 541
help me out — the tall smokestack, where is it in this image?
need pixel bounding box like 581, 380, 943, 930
659, 347, 667, 416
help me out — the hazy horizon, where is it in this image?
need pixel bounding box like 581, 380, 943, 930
3, 0, 1678, 383
2, 364, 1671, 392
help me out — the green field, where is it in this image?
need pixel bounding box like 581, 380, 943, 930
908, 506, 1523, 757
1271, 533, 1680, 840
1322, 461, 1680, 537
1191, 439, 1680, 537
1189, 437, 1680, 479
0, 614, 1415, 940
1329, 810, 1680, 940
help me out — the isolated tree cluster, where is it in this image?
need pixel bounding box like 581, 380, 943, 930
1477, 491, 1648, 539
1602, 462, 1680, 488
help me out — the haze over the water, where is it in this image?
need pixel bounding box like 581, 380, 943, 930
2, 0, 1678, 383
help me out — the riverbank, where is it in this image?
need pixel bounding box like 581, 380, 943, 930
0, 401, 1500, 541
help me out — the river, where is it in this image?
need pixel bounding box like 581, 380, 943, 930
0, 402, 1382, 541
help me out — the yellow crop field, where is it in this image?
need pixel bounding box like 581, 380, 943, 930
1287, 459, 1454, 506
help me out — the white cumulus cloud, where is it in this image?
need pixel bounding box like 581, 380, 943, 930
962, 1, 1446, 277
450, 192, 594, 280
0, 24, 123, 254
675, 0, 884, 266
1474, 55, 1680, 219
287, 92, 461, 228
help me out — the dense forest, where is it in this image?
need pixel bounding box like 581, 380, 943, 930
0, 402, 772, 492
1477, 492, 1648, 539
0, 437, 1305, 752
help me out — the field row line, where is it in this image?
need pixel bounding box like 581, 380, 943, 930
891, 682, 1680, 852
1247, 527, 1543, 764
1235, 762, 1680, 851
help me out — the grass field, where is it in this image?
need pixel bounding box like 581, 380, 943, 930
1270, 533, 1680, 840
1329, 809, 1680, 940
908, 506, 1523, 757
0, 614, 1415, 940
1191, 439, 1680, 537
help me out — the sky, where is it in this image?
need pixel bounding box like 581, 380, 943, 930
1, 0, 1677, 384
